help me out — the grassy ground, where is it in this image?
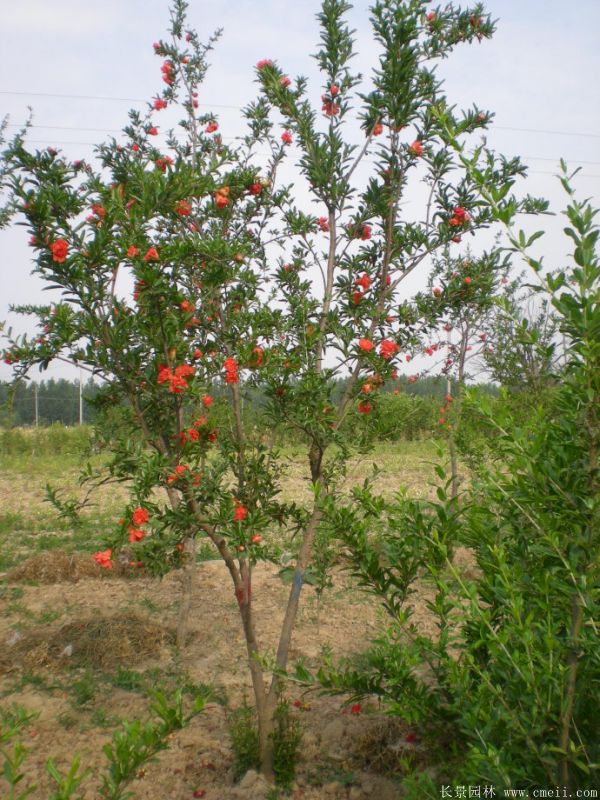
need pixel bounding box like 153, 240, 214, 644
0, 428, 447, 800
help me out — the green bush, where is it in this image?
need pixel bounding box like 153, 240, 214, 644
313, 182, 600, 792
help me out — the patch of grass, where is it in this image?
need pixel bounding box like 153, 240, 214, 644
138, 597, 160, 614
106, 667, 146, 693
89, 708, 119, 728
0, 586, 24, 601
70, 670, 97, 707
305, 766, 357, 788
3, 601, 35, 619
57, 711, 78, 730
229, 700, 260, 780
36, 609, 63, 624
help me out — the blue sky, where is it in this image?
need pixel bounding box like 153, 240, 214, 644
1, 0, 599, 380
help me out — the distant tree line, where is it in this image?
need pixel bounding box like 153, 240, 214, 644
0, 378, 101, 426
0, 375, 498, 429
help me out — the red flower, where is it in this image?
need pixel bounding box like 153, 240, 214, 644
350, 703, 362, 715
187, 427, 200, 442
93, 549, 113, 569
132, 507, 149, 525
155, 155, 173, 172
157, 364, 194, 394
405, 732, 417, 743
215, 187, 230, 208
128, 526, 145, 543
322, 99, 340, 117
280, 76, 291, 88
161, 61, 174, 85
193, 415, 207, 428
144, 247, 159, 262
329, 84, 339, 96
355, 273, 371, 291
249, 182, 262, 196
433, 287, 442, 297
408, 140, 423, 157
352, 291, 363, 305
372, 122, 383, 136
233, 504, 248, 522
148, 127, 159, 136
167, 464, 189, 484
252, 346, 264, 366
205, 121, 218, 133
50, 239, 69, 263
132, 143, 140, 152
256, 59, 273, 69
464, 276, 472, 285
251, 534, 262, 544
359, 338, 374, 352
127, 245, 139, 258
317, 216, 330, 232
91, 203, 106, 219
202, 395, 213, 408
175, 200, 192, 216
379, 339, 399, 360
358, 401, 372, 415
153, 98, 167, 111
427, 11, 436, 21
360, 224, 372, 240
451, 235, 462, 243
193, 348, 203, 360
281, 130, 293, 145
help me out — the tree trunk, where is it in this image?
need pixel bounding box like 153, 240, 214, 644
176, 536, 196, 649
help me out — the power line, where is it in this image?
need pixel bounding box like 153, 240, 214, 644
10, 125, 600, 165
495, 125, 600, 140
3, 89, 600, 140
0, 89, 240, 110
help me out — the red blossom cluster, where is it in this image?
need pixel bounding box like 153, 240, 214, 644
408, 140, 423, 157
157, 363, 195, 393
167, 464, 189, 484
223, 356, 239, 384
161, 60, 174, 85
321, 85, 340, 116
233, 502, 248, 522
215, 186, 230, 208
155, 155, 173, 172
449, 206, 470, 228
281, 130, 293, 145
144, 246, 159, 262
175, 200, 192, 217
93, 549, 113, 569
50, 239, 69, 263
379, 339, 399, 360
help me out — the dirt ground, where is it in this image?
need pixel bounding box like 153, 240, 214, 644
0, 559, 444, 799
0, 440, 450, 799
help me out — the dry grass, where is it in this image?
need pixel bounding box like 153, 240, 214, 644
6, 549, 134, 583
0, 611, 175, 673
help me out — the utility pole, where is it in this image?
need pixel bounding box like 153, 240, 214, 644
34, 383, 39, 428
79, 370, 83, 425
